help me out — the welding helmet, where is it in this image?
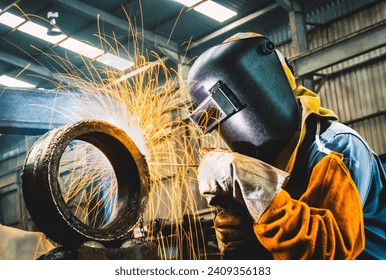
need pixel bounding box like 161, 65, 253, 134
188, 33, 300, 161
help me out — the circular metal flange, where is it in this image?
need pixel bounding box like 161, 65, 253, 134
22, 119, 149, 247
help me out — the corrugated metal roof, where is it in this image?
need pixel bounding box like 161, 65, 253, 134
0, 0, 381, 89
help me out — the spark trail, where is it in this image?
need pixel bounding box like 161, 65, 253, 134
40, 23, 223, 259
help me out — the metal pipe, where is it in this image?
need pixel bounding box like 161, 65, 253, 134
22, 119, 150, 247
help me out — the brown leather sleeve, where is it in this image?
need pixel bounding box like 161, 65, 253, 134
253, 152, 365, 259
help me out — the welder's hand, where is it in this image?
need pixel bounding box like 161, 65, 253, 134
214, 207, 271, 259
197, 149, 289, 222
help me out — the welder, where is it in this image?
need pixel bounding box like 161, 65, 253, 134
188, 32, 386, 259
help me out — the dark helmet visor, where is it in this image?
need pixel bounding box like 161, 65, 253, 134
189, 81, 243, 134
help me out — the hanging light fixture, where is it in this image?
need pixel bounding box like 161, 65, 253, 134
46, 11, 62, 36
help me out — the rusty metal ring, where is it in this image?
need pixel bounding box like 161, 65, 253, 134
22, 119, 149, 247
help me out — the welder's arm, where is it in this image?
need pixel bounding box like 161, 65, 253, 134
198, 149, 290, 222
254, 152, 365, 259
198, 150, 365, 259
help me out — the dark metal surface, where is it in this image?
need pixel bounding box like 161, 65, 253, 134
22, 119, 150, 247
39, 240, 159, 260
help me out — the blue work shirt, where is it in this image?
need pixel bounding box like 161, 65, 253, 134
305, 120, 386, 259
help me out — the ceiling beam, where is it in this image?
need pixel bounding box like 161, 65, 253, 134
52, 0, 190, 80
0, 50, 51, 77
291, 21, 386, 77
275, 0, 292, 12
54, 0, 180, 53
189, 3, 279, 50
0, 50, 74, 86
289, 1, 308, 55
287, 0, 313, 89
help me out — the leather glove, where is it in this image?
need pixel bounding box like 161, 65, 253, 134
198, 149, 290, 222
213, 204, 272, 259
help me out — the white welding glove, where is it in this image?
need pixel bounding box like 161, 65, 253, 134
198, 149, 290, 222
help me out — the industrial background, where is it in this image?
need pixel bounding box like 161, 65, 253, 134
0, 0, 385, 259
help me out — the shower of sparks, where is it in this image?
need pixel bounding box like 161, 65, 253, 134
59, 140, 118, 229
32, 18, 227, 259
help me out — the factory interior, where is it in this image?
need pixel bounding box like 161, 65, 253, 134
0, 0, 386, 260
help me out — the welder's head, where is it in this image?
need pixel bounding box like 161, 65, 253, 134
187, 32, 300, 162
